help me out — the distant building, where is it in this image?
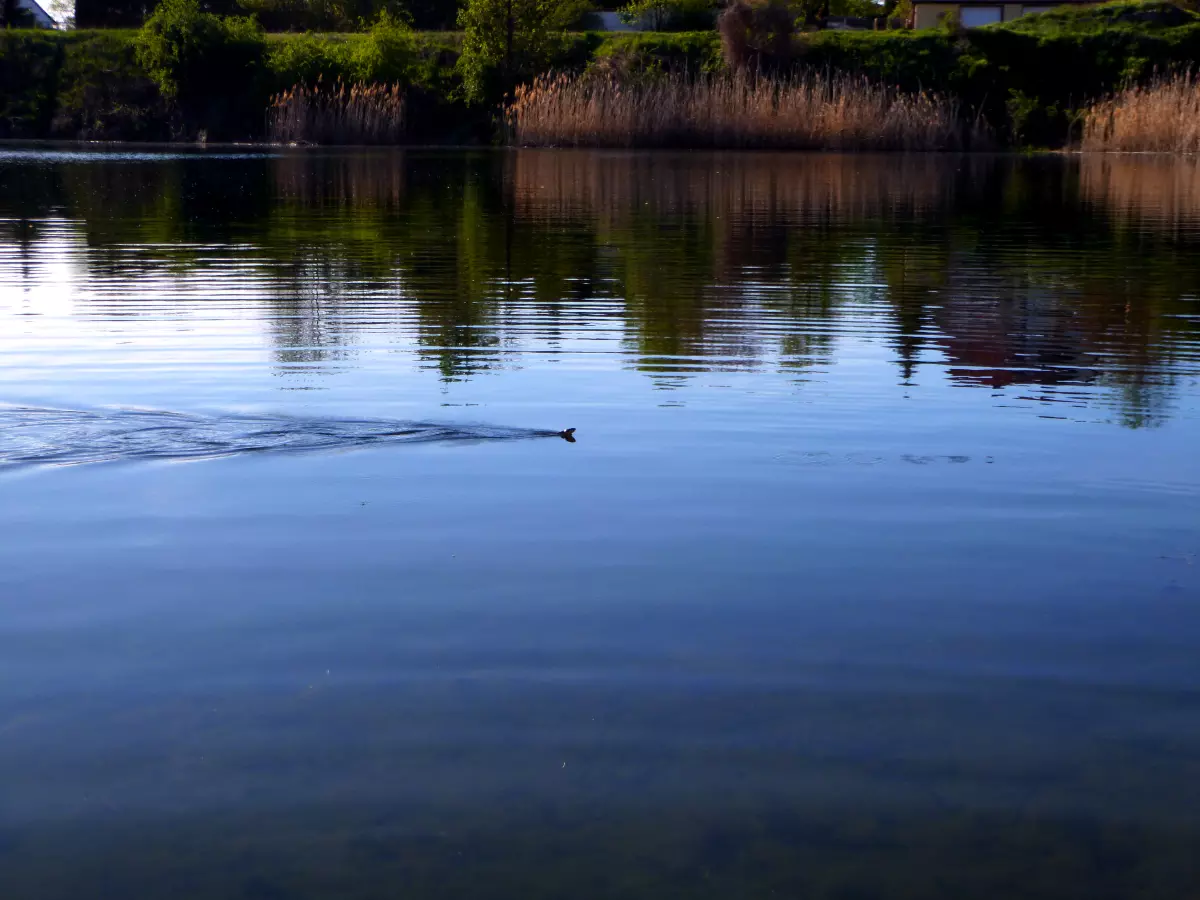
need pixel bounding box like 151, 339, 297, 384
824, 15, 880, 29
913, 0, 1093, 28
591, 11, 642, 30
14, 0, 57, 27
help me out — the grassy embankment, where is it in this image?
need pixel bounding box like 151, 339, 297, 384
1, 2, 1199, 147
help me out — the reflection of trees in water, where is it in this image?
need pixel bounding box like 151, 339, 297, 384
861, 158, 1200, 424
875, 246, 1195, 427
3, 151, 1199, 425
0, 160, 189, 285
0, 165, 67, 261
512, 153, 960, 380
265, 259, 359, 373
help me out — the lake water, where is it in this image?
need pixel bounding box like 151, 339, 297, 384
1, 148, 1199, 899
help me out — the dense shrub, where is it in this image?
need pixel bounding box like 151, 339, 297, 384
718, 0, 795, 71
349, 10, 417, 81
264, 31, 360, 85
54, 31, 173, 138
262, 10, 418, 86
591, 31, 724, 74
136, 0, 263, 98
236, 0, 407, 32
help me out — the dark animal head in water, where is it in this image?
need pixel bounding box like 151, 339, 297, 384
559, 428, 577, 443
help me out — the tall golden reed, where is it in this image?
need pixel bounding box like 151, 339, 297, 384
506, 71, 976, 151
1082, 72, 1200, 153
268, 79, 406, 145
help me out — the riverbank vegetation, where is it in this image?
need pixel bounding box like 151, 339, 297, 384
507, 70, 979, 149
1083, 71, 1200, 151
267, 79, 406, 142
1, 0, 1200, 148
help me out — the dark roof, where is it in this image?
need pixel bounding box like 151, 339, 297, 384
18, 0, 57, 26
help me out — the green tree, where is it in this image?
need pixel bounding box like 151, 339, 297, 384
236, 0, 408, 31
137, 0, 263, 99
618, 0, 716, 31
456, 0, 590, 105
136, 0, 264, 135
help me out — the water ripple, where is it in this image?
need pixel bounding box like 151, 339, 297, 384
0, 406, 573, 469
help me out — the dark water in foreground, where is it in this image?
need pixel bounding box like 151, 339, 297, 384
1, 148, 1199, 899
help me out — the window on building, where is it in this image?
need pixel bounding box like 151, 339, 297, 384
961, 6, 1003, 25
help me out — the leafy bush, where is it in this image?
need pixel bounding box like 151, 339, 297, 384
54, 32, 172, 139
718, 0, 795, 71
349, 10, 416, 82
264, 32, 362, 86
456, 0, 592, 104
135, 0, 264, 102
592, 31, 724, 74
235, 0, 408, 32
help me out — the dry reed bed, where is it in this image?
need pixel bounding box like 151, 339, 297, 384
1083, 73, 1200, 154
268, 80, 406, 145
506, 72, 977, 151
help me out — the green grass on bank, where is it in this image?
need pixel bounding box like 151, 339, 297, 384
999, 0, 1200, 34
2, 2, 1199, 145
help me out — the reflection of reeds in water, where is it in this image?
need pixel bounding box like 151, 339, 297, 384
506, 71, 977, 151
1080, 155, 1200, 233
273, 152, 406, 208
511, 151, 959, 225
1082, 73, 1200, 153
268, 80, 406, 146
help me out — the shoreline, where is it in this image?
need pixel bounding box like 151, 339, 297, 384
2, 140, 1195, 157
2, 9, 1200, 151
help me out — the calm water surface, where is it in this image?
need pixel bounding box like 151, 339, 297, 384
1, 149, 1199, 899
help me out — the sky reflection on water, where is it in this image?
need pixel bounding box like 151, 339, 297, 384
0, 150, 1198, 900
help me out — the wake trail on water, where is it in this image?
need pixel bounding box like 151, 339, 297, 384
0, 406, 572, 469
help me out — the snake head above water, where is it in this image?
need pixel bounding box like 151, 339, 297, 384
558, 428, 576, 443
